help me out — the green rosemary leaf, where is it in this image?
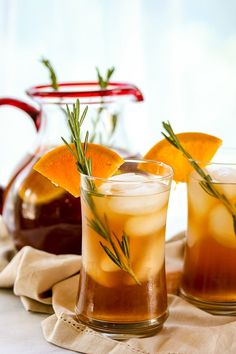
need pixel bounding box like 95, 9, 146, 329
106, 67, 115, 83
199, 180, 216, 198
87, 218, 108, 240
103, 213, 110, 232
122, 232, 130, 259
87, 157, 92, 175
113, 233, 124, 258
161, 132, 177, 148
96, 66, 115, 89
61, 137, 77, 160
103, 215, 120, 259
80, 105, 88, 126
81, 190, 95, 212
99, 242, 121, 267
40, 57, 59, 90
96, 67, 105, 88
111, 114, 118, 135
113, 232, 130, 261
75, 101, 80, 124
88, 67, 116, 143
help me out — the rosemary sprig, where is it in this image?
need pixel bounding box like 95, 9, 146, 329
63, 100, 140, 284
40, 57, 59, 90
40, 58, 118, 145
40, 57, 74, 142
96, 66, 115, 89
89, 67, 119, 144
162, 121, 236, 235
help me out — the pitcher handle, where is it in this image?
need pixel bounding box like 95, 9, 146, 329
0, 98, 41, 213
0, 98, 41, 130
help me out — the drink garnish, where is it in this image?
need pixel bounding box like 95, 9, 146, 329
62, 100, 140, 284
90, 67, 118, 144
96, 66, 115, 89
161, 121, 236, 235
40, 58, 118, 144
40, 57, 59, 90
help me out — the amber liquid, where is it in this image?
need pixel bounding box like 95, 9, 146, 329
182, 238, 236, 301
77, 265, 167, 322
181, 173, 236, 302
3, 158, 82, 255
76, 178, 170, 324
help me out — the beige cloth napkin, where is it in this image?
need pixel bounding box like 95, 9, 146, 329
0, 217, 236, 354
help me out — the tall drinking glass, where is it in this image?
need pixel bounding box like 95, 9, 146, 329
75, 160, 173, 339
180, 162, 236, 315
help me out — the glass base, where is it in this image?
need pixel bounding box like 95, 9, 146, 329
76, 311, 169, 340
180, 289, 236, 315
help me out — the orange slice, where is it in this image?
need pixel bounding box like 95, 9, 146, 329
33, 143, 124, 197
144, 132, 222, 182
19, 170, 65, 204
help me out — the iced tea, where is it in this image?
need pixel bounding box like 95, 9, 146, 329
75, 160, 173, 338
3, 157, 82, 254
180, 163, 236, 314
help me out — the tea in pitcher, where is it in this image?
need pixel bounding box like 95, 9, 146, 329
3, 155, 82, 254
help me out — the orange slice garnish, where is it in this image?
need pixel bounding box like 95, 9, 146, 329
33, 143, 124, 197
144, 132, 222, 182
18, 170, 65, 204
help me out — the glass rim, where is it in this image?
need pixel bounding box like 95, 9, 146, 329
80, 158, 174, 183
189, 162, 236, 184
26, 81, 144, 102
192, 161, 236, 167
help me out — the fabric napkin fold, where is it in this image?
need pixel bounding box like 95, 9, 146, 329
0, 218, 236, 354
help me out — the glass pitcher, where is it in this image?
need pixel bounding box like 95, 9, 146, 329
0, 82, 143, 254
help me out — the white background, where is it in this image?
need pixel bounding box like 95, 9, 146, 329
0, 0, 236, 236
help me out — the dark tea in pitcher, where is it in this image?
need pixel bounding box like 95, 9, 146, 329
3, 155, 82, 254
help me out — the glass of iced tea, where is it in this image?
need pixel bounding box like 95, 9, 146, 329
180, 161, 236, 315
75, 159, 173, 338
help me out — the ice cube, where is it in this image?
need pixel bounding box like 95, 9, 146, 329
209, 166, 236, 200
217, 184, 236, 201
98, 173, 167, 196
98, 173, 148, 194
188, 178, 215, 218
209, 166, 236, 183
81, 228, 113, 287
83, 262, 120, 288
109, 191, 169, 216
99, 173, 169, 215
186, 222, 202, 247
124, 209, 167, 237
125, 233, 165, 285
208, 204, 236, 248
93, 194, 108, 219
100, 255, 120, 272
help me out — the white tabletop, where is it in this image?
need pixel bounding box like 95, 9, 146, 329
0, 289, 77, 354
